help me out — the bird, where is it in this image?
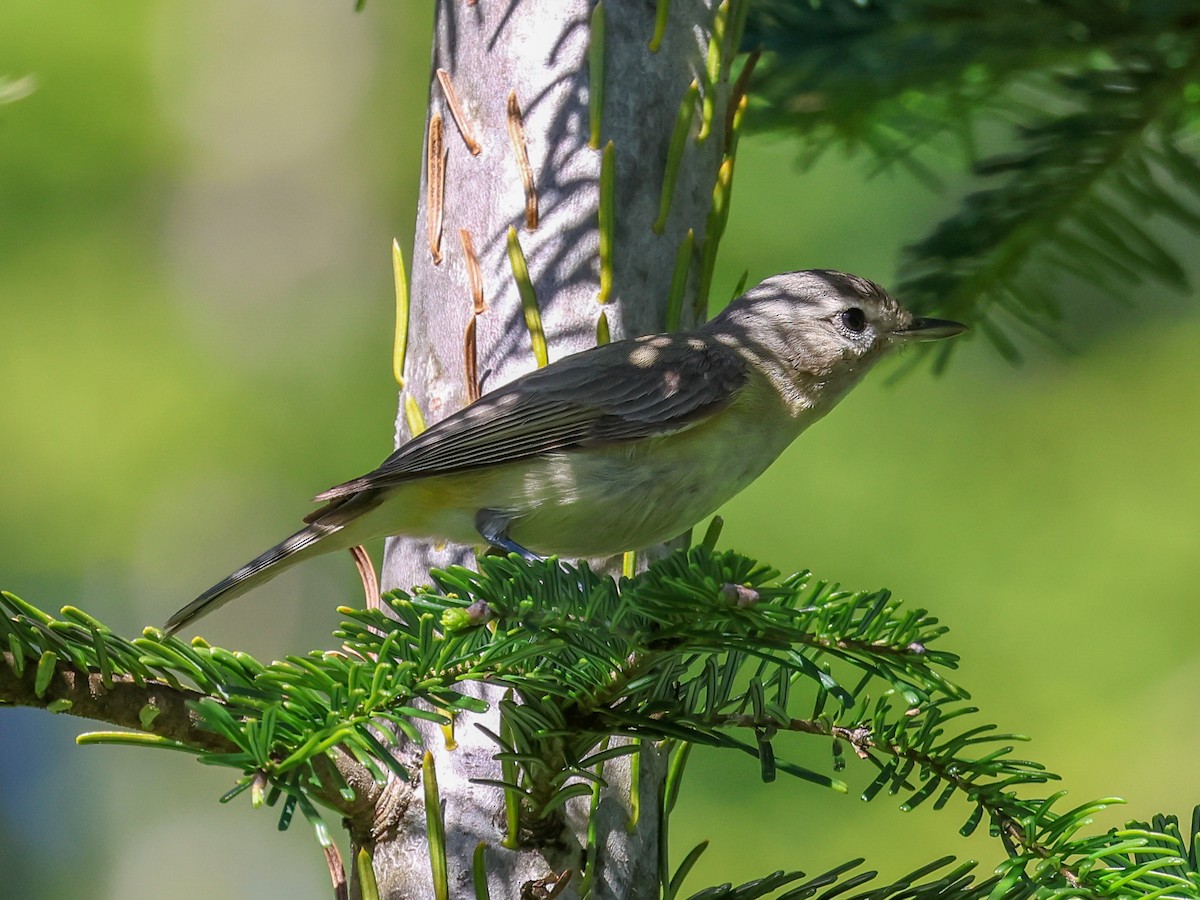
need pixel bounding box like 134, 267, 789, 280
164, 269, 965, 635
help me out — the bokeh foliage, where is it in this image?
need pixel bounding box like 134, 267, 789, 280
747, 0, 1200, 366
3, 1, 1200, 898
6, 548, 1200, 897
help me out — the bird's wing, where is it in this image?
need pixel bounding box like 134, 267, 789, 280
313, 335, 748, 501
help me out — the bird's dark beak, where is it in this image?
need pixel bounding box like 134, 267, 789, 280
895, 316, 968, 341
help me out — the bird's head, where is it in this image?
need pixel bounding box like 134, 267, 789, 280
706, 269, 966, 408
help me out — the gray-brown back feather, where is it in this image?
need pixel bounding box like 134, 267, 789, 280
313, 335, 748, 501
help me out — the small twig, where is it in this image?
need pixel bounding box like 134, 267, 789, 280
459, 228, 485, 314
391, 239, 410, 387
648, 0, 671, 52
427, 114, 446, 264
472, 842, 491, 900
423, 752, 450, 900
595, 310, 610, 346
726, 49, 760, 147
348, 545, 380, 611
696, 157, 734, 320
436, 68, 482, 155
323, 842, 348, 900
464, 316, 480, 403
404, 394, 428, 437
506, 91, 539, 230
715, 711, 1082, 882
598, 140, 616, 302
725, 92, 749, 160
653, 79, 699, 235
627, 742, 642, 831
1, 655, 231, 752
664, 228, 694, 330
459, 227, 484, 403
506, 226, 548, 367
588, 2, 606, 148
697, 0, 729, 142
545, 869, 574, 900
723, 0, 752, 84
356, 848, 380, 900
499, 696, 521, 850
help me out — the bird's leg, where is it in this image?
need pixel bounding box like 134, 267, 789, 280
475, 509, 542, 560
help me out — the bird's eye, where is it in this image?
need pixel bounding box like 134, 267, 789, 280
838, 307, 868, 334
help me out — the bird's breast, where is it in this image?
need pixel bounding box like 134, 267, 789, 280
503, 390, 802, 556
347, 381, 806, 559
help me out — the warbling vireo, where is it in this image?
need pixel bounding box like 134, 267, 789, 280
165, 269, 964, 634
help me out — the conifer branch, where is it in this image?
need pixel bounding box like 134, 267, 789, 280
741, 1, 1200, 359
1, 652, 231, 752
5, 552, 1200, 896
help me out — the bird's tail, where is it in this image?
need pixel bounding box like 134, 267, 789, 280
164, 521, 340, 637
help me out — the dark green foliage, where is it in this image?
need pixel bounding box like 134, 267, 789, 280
4, 550, 1200, 897
743, 1, 1200, 361
685, 825, 1200, 900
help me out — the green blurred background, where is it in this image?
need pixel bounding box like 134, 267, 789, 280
3, 3, 1199, 897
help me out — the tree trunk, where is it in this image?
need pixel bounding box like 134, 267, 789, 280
364, 2, 736, 896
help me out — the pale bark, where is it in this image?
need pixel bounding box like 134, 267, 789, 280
369, 2, 733, 897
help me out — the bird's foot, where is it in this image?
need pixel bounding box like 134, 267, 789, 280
475, 509, 542, 561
